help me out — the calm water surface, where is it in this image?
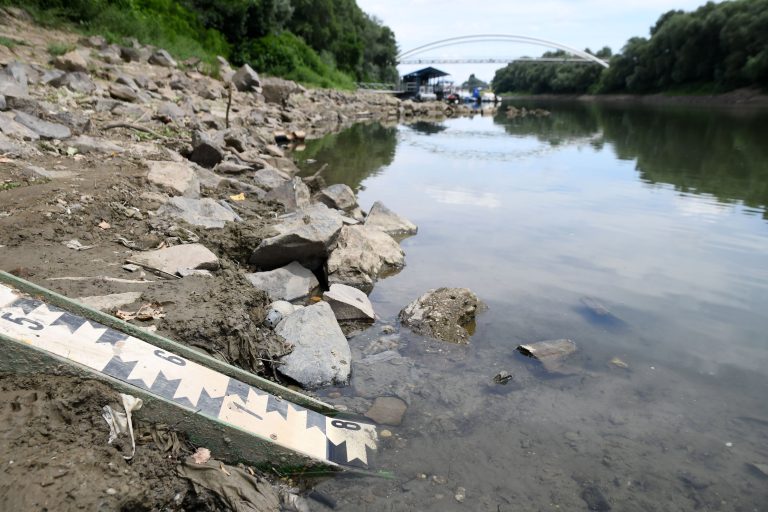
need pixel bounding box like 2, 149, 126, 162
296, 103, 768, 511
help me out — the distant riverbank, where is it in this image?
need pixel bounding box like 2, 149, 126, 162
501, 88, 768, 108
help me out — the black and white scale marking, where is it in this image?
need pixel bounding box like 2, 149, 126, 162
0, 283, 377, 469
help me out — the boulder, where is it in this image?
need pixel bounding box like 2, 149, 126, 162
365, 201, 418, 236
399, 288, 483, 344
109, 83, 139, 102
48, 72, 95, 94
115, 75, 139, 90
0, 133, 22, 155
189, 130, 224, 168
0, 73, 28, 99
365, 396, 408, 426
261, 76, 301, 104
53, 50, 88, 73
276, 302, 351, 388
251, 167, 290, 191
148, 49, 177, 68
119, 46, 142, 62
249, 203, 344, 270
68, 135, 124, 154
157, 197, 238, 229
231, 64, 260, 92
127, 243, 219, 276
316, 183, 357, 211
76, 292, 143, 312
264, 176, 311, 211
0, 114, 39, 140
323, 283, 375, 322
13, 111, 71, 140
245, 261, 319, 302
155, 101, 186, 123
147, 161, 199, 197
326, 225, 405, 292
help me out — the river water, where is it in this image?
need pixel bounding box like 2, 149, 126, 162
295, 102, 768, 511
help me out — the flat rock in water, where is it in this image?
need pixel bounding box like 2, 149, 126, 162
365, 396, 408, 426
13, 111, 71, 140
516, 339, 576, 373
323, 283, 375, 321
128, 243, 219, 276
68, 135, 124, 154
157, 197, 238, 229
326, 225, 404, 293
264, 176, 310, 211
245, 261, 319, 302
249, 203, 344, 270
276, 301, 351, 388
364, 200, 417, 237
399, 287, 482, 344
147, 161, 200, 197
76, 292, 143, 312
316, 183, 358, 211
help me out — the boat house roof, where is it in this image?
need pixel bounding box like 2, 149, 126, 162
402, 67, 450, 81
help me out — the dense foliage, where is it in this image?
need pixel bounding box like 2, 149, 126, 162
492, 0, 768, 95
2, 0, 398, 88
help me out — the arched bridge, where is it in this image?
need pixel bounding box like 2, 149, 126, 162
397, 34, 610, 68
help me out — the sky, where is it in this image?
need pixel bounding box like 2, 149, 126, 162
356, 0, 711, 83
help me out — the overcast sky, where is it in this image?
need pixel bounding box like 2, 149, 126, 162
357, 0, 711, 82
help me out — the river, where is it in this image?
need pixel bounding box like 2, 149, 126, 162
294, 102, 768, 511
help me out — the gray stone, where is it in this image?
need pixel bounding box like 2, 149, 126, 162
0, 96, 5, 111
0, 73, 27, 99
252, 167, 290, 190
245, 261, 319, 302
365, 396, 408, 426
80, 35, 107, 48
76, 292, 143, 312
249, 203, 344, 270
0, 133, 23, 155
5, 62, 34, 87
317, 184, 357, 211
115, 75, 139, 90
128, 243, 219, 276
231, 64, 260, 92
214, 161, 252, 174
261, 76, 301, 104
0, 114, 39, 140
119, 46, 142, 62
97, 47, 122, 64
365, 201, 418, 236
399, 288, 483, 344
326, 225, 405, 292
148, 49, 177, 68
53, 50, 88, 73
155, 101, 186, 123
109, 83, 139, 102
265, 176, 311, 211
68, 135, 124, 154
189, 130, 224, 168
276, 302, 351, 388
13, 111, 71, 140
49, 72, 96, 94
323, 283, 375, 322
264, 300, 302, 328
157, 197, 238, 229
147, 161, 200, 197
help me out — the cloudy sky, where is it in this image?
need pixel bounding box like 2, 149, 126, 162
357, 0, 710, 82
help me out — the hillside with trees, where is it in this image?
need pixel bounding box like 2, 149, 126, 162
492, 0, 768, 95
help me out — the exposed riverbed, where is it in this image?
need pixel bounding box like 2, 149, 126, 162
295, 103, 768, 511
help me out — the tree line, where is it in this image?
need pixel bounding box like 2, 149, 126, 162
492, 0, 768, 95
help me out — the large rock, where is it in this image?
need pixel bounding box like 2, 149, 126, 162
13, 111, 71, 140
252, 167, 291, 191
249, 203, 344, 270
260, 76, 301, 104
245, 261, 319, 302
0, 73, 27, 99
109, 83, 138, 102
157, 197, 238, 229
276, 302, 351, 388
0, 114, 39, 140
148, 49, 177, 68
147, 161, 200, 197
264, 177, 310, 211
323, 283, 375, 322
231, 64, 260, 92
49, 72, 96, 94
365, 201, 418, 236
326, 225, 405, 292
399, 288, 483, 344
189, 130, 224, 168
317, 184, 357, 211
155, 101, 187, 123
128, 243, 219, 276
53, 50, 88, 73
68, 135, 124, 154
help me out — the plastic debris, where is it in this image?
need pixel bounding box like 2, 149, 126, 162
191, 447, 211, 464
101, 394, 143, 460
115, 303, 166, 321
229, 192, 246, 201
63, 239, 95, 251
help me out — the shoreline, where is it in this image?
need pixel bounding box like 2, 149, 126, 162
501, 88, 768, 108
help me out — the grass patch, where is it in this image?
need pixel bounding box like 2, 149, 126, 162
0, 35, 26, 48
47, 41, 75, 56
0, 181, 23, 191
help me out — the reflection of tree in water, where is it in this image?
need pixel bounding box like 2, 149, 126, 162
406, 121, 448, 135
294, 123, 397, 192
494, 102, 768, 218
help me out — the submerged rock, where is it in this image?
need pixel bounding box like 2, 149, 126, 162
399, 288, 482, 344
516, 339, 576, 374
326, 225, 404, 292
245, 261, 319, 302
276, 302, 351, 388
365, 396, 408, 426
364, 200, 417, 236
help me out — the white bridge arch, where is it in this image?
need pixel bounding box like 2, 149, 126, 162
397, 35, 610, 68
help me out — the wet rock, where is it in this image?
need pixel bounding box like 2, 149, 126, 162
157, 197, 239, 229
147, 161, 200, 197
580, 484, 611, 511
49, 72, 96, 94
352, 350, 415, 401
516, 339, 576, 373
399, 288, 482, 344
245, 261, 319, 302
68, 135, 124, 154
365, 396, 407, 426
231, 64, 260, 92
317, 183, 358, 211
252, 167, 291, 190
53, 50, 88, 73
326, 225, 405, 292
747, 462, 768, 478
276, 301, 351, 388
364, 200, 417, 236
127, 243, 219, 276
261, 76, 301, 104
323, 283, 375, 322
13, 111, 71, 140
264, 176, 311, 211
249, 203, 344, 270
148, 49, 177, 68
189, 130, 224, 168
76, 292, 143, 312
